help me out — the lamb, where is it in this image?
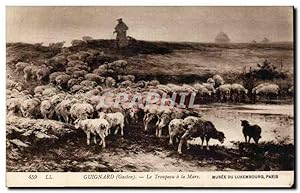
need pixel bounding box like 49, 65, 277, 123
20, 98, 40, 118
85, 73, 105, 84
105, 77, 116, 88
74, 118, 109, 148
252, 83, 280, 101
213, 74, 225, 87
14, 62, 30, 74
99, 112, 125, 136
178, 119, 225, 154
216, 84, 232, 102
240, 120, 262, 144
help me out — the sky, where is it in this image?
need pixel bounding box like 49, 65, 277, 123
6, 6, 293, 44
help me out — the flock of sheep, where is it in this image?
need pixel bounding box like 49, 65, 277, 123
7, 46, 281, 154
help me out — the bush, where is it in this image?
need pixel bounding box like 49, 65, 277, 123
253, 59, 287, 80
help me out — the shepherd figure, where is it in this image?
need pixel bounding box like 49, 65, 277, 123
114, 18, 129, 48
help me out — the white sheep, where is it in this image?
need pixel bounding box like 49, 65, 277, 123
7, 80, 23, 91
23, 65, 38, 82
36, 66, 53, 81
20, 98, 40, 118
213, 74, 225, 87
55, 99, 77, 123
202, 83, 216, 94
216, 84, 232, 102
7, 97, 27, 116
55, 74, 71, 89
67, 77, 84, 89
110, 60, 128, 72
67, 60, 86, 67
49, 72, 66, 84
168, 118, 185, 145
105, 77, 116, 88
117, 75, 135, 82
193, 83, 211, 97
65, 67, 81, 75
74, 118, 109, 147
77, 51, 90, 61
80, 80, 97, 88
14, 62, 30, 74
117, 80, 133, 88
156, 84, 172, 93
48, 41, 65, 50
252, 83, 280, 100
207, 78, 215, 86
70, 103, 94, 122
148, 80, 160, 87
40, 95, 62, 119
231, 83, 248, 103
99, 112, 125, 136
85, 73, 105, 84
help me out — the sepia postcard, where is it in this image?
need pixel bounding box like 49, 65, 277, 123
6, 6, 294, 188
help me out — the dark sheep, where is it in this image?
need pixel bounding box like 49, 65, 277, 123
178, 119, 225, 154
240, 120, 262, 144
